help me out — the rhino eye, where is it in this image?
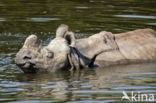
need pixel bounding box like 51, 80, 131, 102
104, 38, 107, 44
113, 36, 115, 40
47, 52, 54, 58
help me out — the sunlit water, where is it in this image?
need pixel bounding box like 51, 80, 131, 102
0, 0, 156, 102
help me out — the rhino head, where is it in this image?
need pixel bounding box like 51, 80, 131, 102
15, 24, 76, 73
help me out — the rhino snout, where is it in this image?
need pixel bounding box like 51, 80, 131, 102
15, 54, 32, 68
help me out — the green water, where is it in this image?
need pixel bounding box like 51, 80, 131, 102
0, 0, 156, 102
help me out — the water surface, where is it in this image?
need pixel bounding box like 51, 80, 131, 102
0, 0, 156, 102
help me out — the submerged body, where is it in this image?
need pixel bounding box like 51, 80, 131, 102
15, 24, 156, 73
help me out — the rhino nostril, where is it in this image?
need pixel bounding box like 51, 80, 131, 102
23, 56, 31, 60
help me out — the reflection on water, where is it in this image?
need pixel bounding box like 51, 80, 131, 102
0, 0, 156, 102
0, 63, 156, 102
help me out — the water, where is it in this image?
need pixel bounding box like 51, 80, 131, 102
0, 0, 156, 102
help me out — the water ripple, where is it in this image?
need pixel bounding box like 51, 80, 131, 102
115, 15, 156, 19
25, 18, 60, 22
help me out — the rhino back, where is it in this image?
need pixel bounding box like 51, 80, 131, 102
95, 29, 156, 66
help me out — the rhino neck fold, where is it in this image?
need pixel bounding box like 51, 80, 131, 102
68, 47, 92, 70
68, 46, 123, 70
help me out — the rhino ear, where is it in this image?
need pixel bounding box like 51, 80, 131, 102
56, 24, 68, 38
64, 32, 75, 47
56, 24, 75, 46
100, 31, 119, 50
23, 35, 39, 48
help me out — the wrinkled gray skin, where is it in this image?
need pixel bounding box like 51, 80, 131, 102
15, 24, 156, 73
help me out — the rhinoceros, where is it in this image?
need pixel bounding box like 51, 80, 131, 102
15, 24, 156, 73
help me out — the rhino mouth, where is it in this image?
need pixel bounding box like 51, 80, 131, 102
17, 62, 31, 68
16, 62, 39, 73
